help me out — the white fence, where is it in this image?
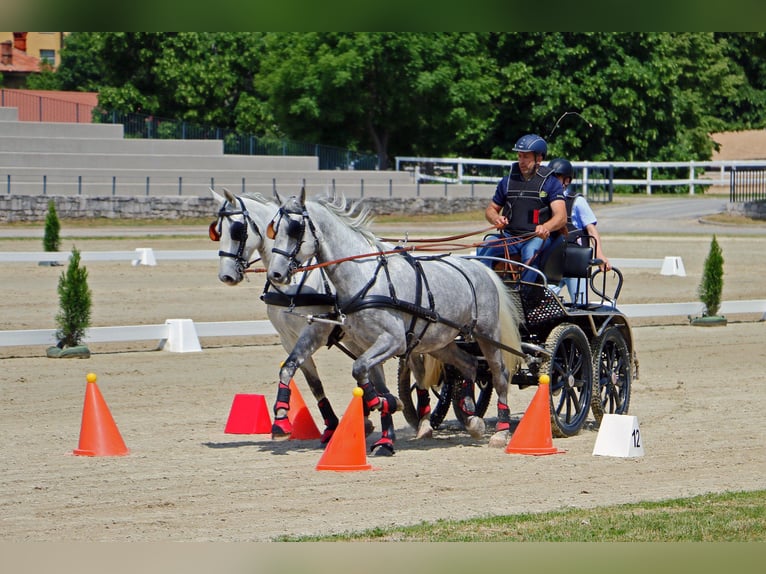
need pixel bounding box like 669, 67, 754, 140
395, 157, 766, 196
1, 300, 763, 352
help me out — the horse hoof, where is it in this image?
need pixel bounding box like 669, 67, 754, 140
465, 416, 486, 439
371, 440, 395, 457
320, 428, 336, 445
364, 418, 375, 436
415, 419, 433, 439
271, 419, 292, 441
488, 430, 510, 448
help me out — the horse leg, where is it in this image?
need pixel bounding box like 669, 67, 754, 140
429, 344, 485, 439
299, 360, 339, 445
271, 325, 331, 441
478, 343, 513, 449
411, 354, 434, 439
349, 335, 401, 456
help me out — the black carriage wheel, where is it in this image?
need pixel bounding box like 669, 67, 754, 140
540, 323, 593, 438
449, 361, 493, 426
397, 356, 452, 430
590, 326, 632, 425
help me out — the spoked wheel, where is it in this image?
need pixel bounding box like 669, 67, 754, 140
397, 356, 452, 430
540, 323, 594, 437
590, 326, 632, 425
448, 361, 493, 426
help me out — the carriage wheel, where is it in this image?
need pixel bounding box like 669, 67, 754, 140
396, 357, 452, 430
448, 361, 493, 426
590, 326, 632, 425
540, 323, 593, 438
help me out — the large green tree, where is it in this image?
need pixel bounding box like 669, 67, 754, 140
50, 32, 765, 167
256, 32, 498, 168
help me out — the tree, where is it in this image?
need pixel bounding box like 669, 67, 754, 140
698, 235, 724, 318
54, 248, 92, 349
256, 32, 498, 168
43, 200, 60, 253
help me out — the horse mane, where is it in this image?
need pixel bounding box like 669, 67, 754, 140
241, 191, 276, 206
314, 191, 378, 246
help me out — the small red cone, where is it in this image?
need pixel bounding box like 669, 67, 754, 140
287, 379, 321, 440
224, 394, 272, 434
73, 373, 129, 457
506, 374, 566, 456
316, 388, 372, 471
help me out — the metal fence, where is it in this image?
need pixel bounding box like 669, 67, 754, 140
730, 166, 766, 203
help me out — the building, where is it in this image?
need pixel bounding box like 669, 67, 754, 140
0, 32, 67, 88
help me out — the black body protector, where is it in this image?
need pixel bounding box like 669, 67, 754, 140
501, 164, 555, 235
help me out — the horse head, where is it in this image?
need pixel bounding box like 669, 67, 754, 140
266, 188, 321, 285
210, 187, 273, 285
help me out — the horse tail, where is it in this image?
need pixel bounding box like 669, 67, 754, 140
483, 266, 524, 374
422, 354, 444, 389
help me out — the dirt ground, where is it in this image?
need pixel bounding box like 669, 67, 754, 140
1, 217, 766, 541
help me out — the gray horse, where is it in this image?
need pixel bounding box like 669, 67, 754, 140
211, 188, 396, 444
266, 189, 524, 449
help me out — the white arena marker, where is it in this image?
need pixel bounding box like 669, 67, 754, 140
163, 319, 201, 353
660, 256, 685, 277
592, 414, 644, 458
132, 247, 157, 266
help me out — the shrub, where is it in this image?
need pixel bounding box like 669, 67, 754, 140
698, 235, 724, 317
43, 200, 61, 253
54, 248, 92, 348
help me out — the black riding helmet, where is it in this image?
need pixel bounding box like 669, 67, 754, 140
547, 158, 574, 179
512, 134, 548, 159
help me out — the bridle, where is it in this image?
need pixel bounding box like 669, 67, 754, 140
266, 203, 321, 280
209, 196, 263, 276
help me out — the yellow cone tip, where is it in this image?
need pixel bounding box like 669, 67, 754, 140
86, 373, 97, 383
539, 374, 550, 385
352, 387, 364, 398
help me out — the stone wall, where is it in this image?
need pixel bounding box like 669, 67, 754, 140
727, 200, 766, 220
0, 195, 489, 223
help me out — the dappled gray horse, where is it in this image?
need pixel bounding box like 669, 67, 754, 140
210, 188, 393, 444
266, 189, 524, 450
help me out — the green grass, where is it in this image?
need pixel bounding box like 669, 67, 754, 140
275, 489, 766, 541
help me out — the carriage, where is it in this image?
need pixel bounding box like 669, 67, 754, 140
214, 187, 637, 452
397, 232, 638, 438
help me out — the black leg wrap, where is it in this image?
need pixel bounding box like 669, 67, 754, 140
416, 388, 431, 418
380, 393, 399, 415
371, 412, 396, 456
274, 383, 291, 413
317, 397, 338, 429
359, 382, 381, 411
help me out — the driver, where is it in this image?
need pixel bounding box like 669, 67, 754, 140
477, 134, 567, 279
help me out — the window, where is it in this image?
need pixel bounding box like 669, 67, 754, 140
39, 49, 55, 65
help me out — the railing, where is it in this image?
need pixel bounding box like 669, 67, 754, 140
396, 157, 766, 198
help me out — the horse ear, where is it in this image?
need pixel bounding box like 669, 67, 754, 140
210, 187, 224, 206
222, 187, 236, 205
300, 186, 306, 206
273, 187, 283, 205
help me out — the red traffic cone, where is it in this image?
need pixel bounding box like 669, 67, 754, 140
224, 394, 272, 434
316, 388, 372, 471
73, 373, 129, 457
287, 379, 321, 440
506, 374, 566, 456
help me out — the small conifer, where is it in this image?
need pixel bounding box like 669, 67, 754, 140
43, 200, 61, 253
54, 248, 92, 348
698, 235, 724, 317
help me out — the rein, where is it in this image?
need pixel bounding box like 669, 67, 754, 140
245, 229, 536, 274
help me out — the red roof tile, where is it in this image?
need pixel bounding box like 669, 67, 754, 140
0, 46, 41, 73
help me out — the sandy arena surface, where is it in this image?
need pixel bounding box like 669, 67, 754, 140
1, 198, 766, 541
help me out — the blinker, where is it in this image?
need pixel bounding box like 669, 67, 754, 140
208, 221, 221, 242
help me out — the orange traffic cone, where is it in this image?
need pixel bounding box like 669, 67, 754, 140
316, 388, 372, 471
287, 379, 321, 440
224, 394, 272, 434
506, 374, 566, 456
73, 373, 129, 457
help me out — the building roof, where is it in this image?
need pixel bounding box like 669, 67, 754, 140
0, 46, 41, 73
